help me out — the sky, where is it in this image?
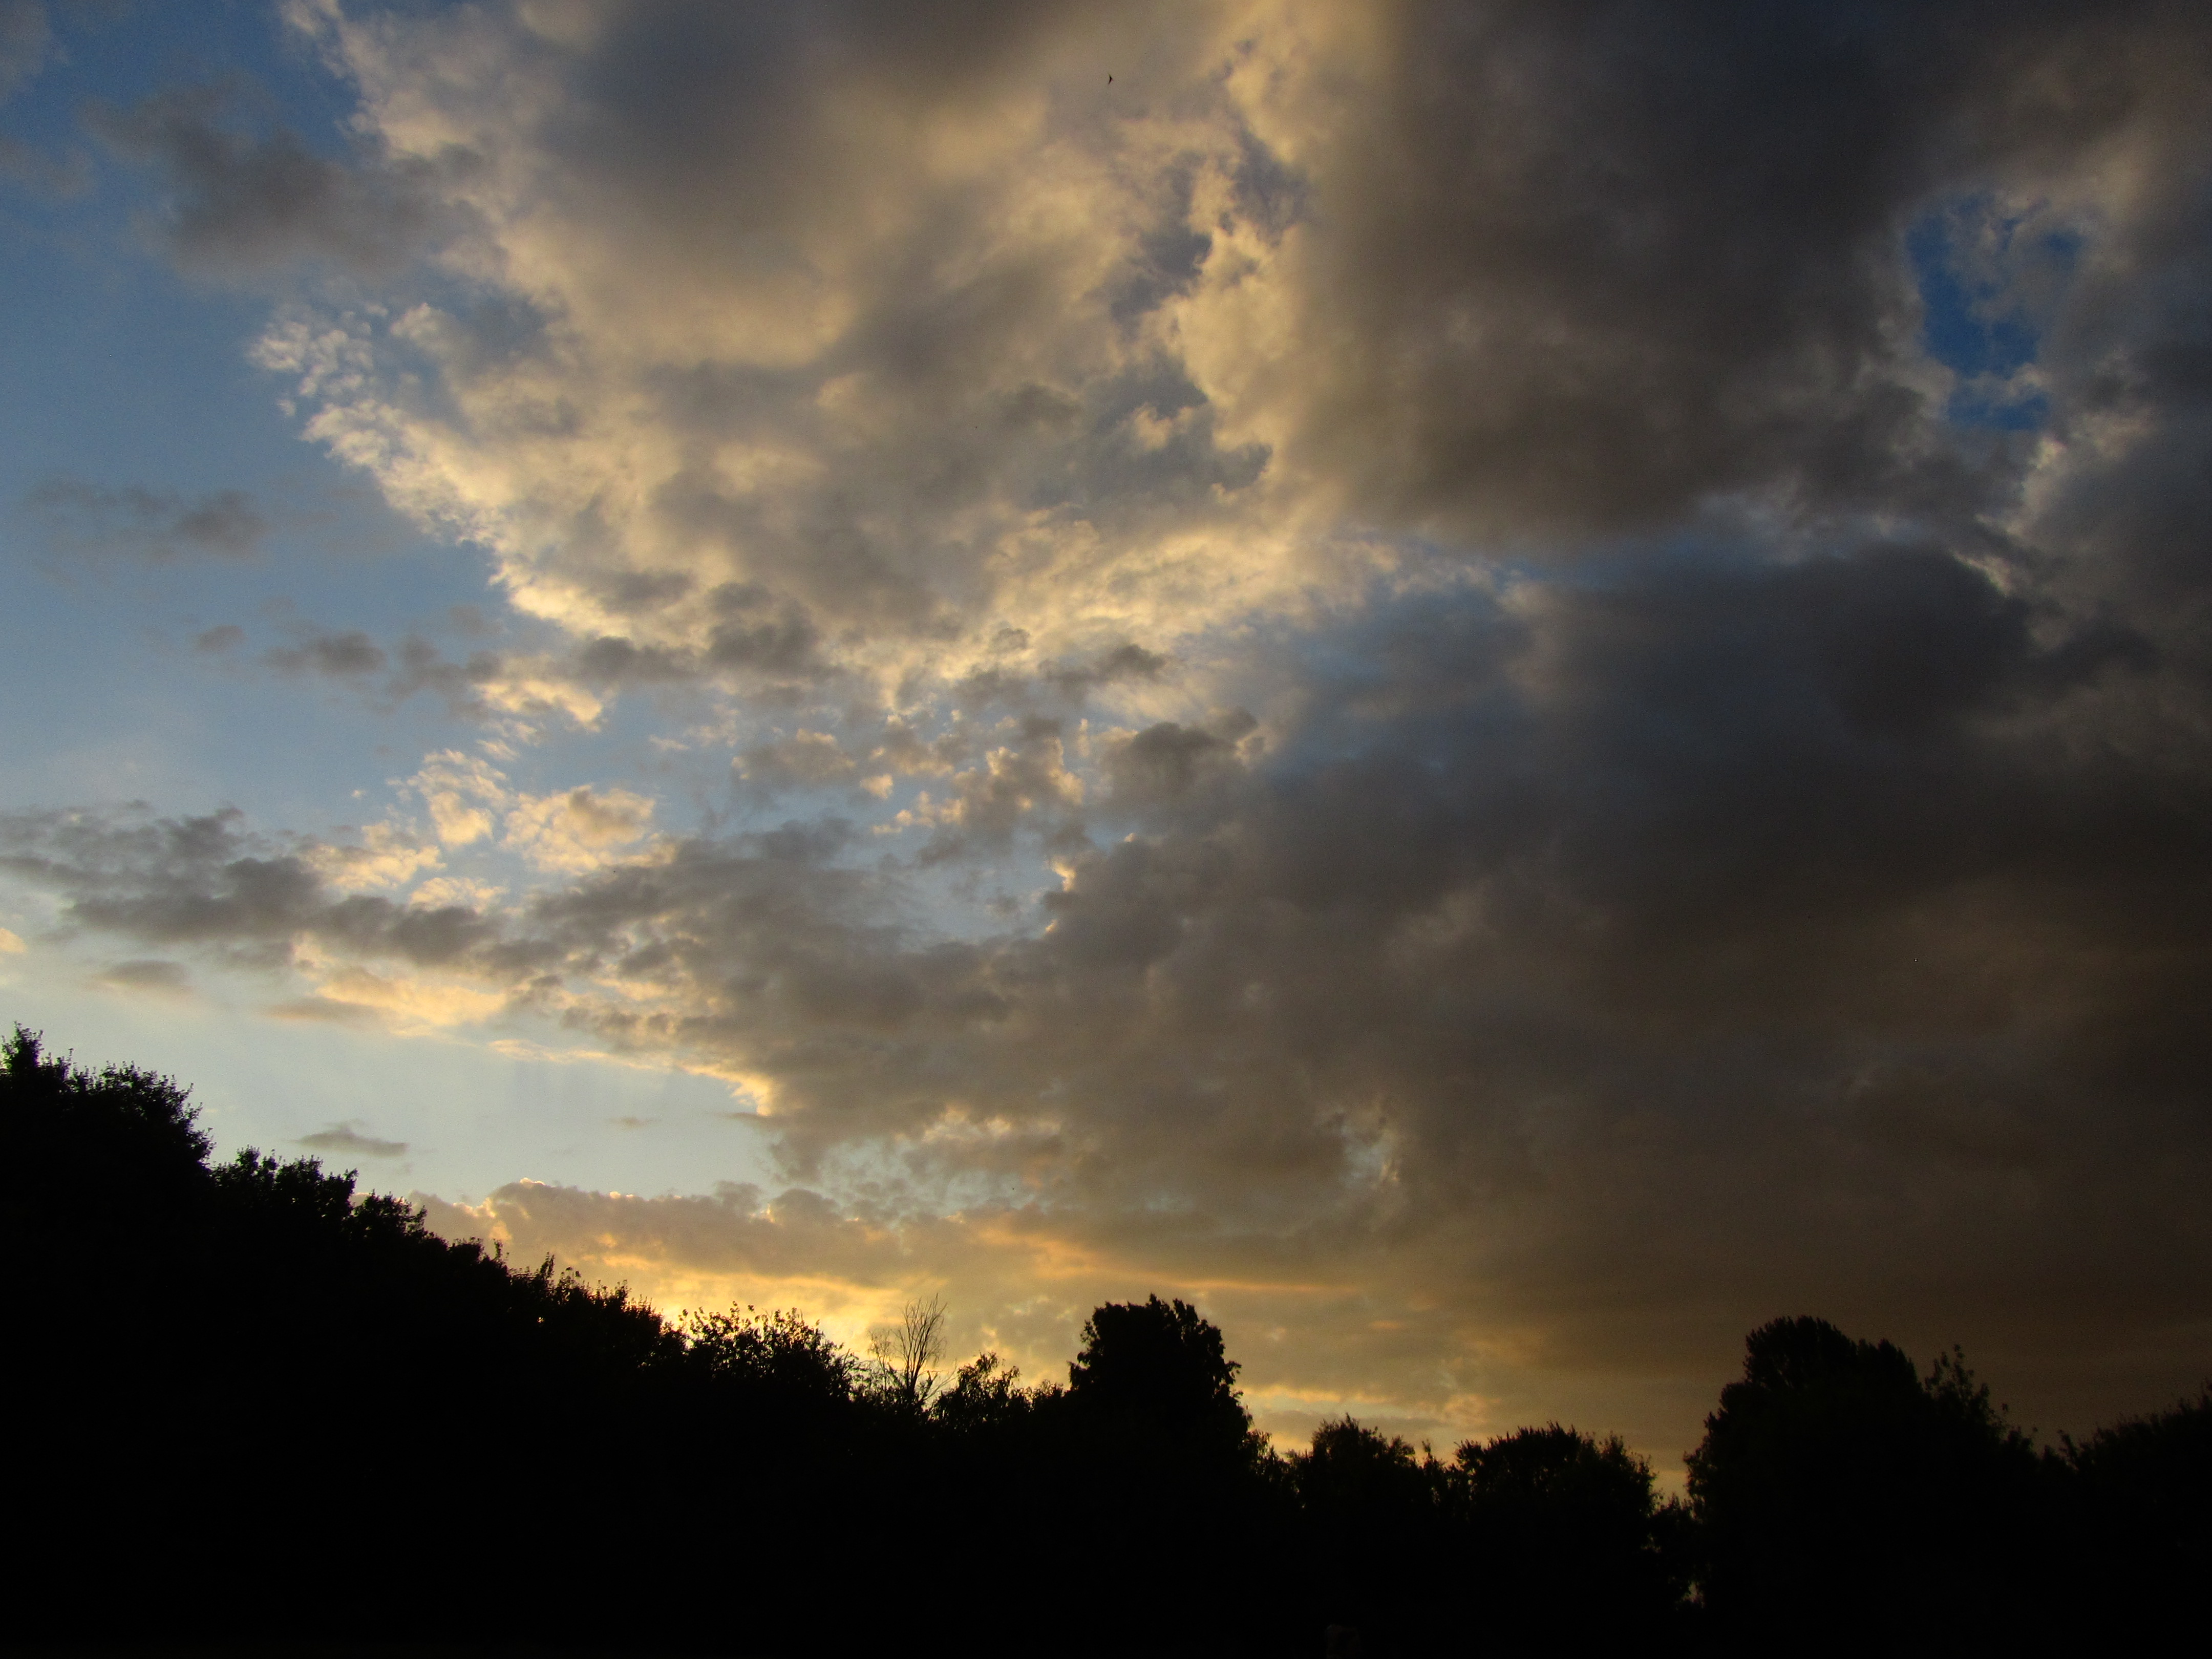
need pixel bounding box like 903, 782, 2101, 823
3, 0, 2209, 1466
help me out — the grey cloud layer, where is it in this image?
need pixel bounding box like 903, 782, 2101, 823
12, 0, 2212, 1447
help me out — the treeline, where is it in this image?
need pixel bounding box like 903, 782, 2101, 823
3, 1030, 2204, 1655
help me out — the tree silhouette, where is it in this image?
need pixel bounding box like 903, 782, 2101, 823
933, 1349, 1031, 1434
2062, 1386, 2212, 1637
1051, 1295, 1290, 1652
1688, 1315, 2048, 1647
1451, 1424, 1686, 1642
1066, 1293, 1253, 1459
869, 1292, 948, 1410
10, 1026, 2207, 1656
1293, 1418, 1438, 1648
687, 1302, 857, 1403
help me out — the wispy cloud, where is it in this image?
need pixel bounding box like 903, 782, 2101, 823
299, 1121, 409, 1159
90, 958, 193, 997
24, 477, 269, 559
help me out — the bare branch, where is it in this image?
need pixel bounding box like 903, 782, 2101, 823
869, 1292, 948, 1409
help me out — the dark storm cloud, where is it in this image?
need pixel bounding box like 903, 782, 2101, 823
1255, 0, 2212, 544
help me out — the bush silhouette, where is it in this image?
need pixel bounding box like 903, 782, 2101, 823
2062, 1386, 2212, 1636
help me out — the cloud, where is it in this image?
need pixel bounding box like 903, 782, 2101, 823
253, 634, 591, 725
265, 995, 384, 1027
255, 0, 2210, 714
1044, 642, 1172, 699
267, 629, 387, 676
84, 80, 444, 277
385, 636, 503, 714
256, 0, 1324, 706
24, 477, 270, 559
737, 731, 860, 790
0, 805, 501, 971
304, 822, 441, 889
1100, 715, 1253, 806
0, 1, 48, 107
406, 752, 506, 847
0, 4, 88, 200
91, 958, 193, 997
894, 720, 1088, 863
0, 132, 90, 196
395, 753, 658, 870
408, 876, 500, 912
501, 784, 657, 873
299, 1121, 409, 1159
292, 962, 508, 1030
